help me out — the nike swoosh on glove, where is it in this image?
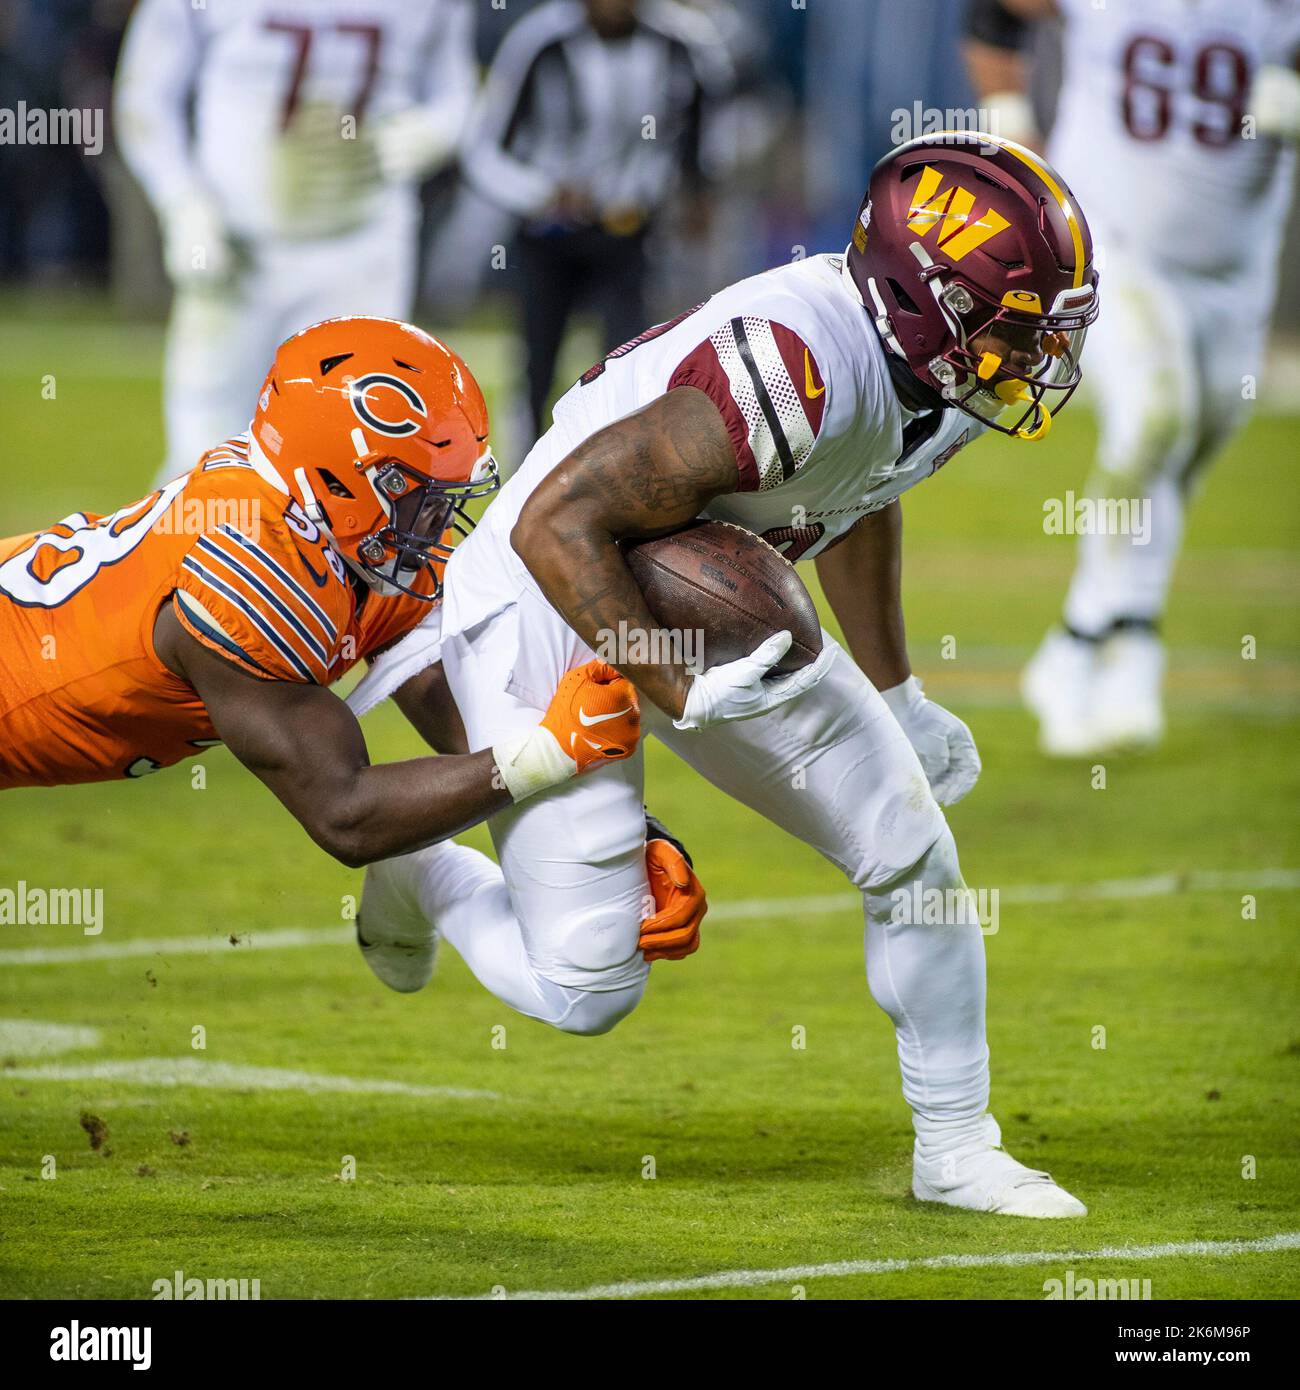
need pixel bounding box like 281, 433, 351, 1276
674, 631, 834, 731
493, 661, 640, 801
879, 675, 981, 806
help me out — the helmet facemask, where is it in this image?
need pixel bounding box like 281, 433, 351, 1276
350, 447, 500, 601
922, 272, 1097, 441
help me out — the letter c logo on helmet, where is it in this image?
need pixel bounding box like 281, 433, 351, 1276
348, 373, 428, 438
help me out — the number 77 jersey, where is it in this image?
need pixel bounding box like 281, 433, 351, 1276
115, 0, 473, 241
1048, 0, 1299, 279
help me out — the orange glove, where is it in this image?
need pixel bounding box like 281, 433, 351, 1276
639, 837, 707, 962
540, 659, 640, 773
493, 661, 640, 802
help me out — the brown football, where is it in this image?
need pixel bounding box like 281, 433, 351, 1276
622, 521, 822, 675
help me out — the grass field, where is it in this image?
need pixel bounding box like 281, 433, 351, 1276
1, 306, 1298, 1300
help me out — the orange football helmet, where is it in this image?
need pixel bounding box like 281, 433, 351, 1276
251, 316, 498, 600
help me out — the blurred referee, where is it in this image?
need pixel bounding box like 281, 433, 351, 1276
463, 0, 729, 436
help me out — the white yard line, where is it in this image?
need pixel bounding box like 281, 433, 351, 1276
952, 693, 1300, 716
706, 867, 1300, 922
0, 925, 354, 966
421, 1231, 1300, 1300
2, 868, 1296, 966
0, 1019, 102, 1055
4, 1056, 498, 1100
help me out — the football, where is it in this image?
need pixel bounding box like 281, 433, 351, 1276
622, 520, 823, 674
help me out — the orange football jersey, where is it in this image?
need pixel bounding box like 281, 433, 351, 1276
0, 436, 435, 789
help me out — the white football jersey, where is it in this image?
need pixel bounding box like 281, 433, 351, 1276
1050, 0, 1299, 277
442, 254, 984, 641
115, 0, 475, 240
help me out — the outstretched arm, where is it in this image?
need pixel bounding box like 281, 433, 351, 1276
153, 605, 638, 866
962, 0, 1045, 149
156, 603, 508, 866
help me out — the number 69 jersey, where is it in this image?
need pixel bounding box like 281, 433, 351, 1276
0, 439, 433, 789
1048, 0, 1300, 278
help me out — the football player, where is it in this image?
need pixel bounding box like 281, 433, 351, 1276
114, 0, 477, 483
0, 317, 705, 964
353, 133, 1099, 1215
966, 0, 1300, 754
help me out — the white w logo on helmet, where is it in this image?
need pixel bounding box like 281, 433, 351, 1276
348, 373, 427, 437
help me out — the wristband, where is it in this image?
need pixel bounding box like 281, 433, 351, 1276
492, 726, 574, 802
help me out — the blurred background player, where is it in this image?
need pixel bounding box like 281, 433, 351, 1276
966, 0, 1300, 755
461, 0, 731, 441
114, 0, 477, 483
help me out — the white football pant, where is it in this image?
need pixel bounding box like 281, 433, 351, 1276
1062, 250, 1269, 635
398, 603, 991, 1140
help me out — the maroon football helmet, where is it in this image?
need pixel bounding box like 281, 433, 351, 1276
846, 131, 1099, 440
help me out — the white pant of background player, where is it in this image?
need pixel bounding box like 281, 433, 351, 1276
361, 430, 1086, 1218
1023, 245, 1273, 755
160, 213, 416, 481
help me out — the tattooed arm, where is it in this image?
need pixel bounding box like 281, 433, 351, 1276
510, 386, 739, 719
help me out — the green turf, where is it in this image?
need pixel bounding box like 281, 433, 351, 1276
0, 310, 1297, 1300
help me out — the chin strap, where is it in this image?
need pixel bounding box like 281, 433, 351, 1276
984, 362, 1053, 442
995, 384, 1052, 441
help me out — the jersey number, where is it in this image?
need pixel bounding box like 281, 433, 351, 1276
0, 479, 186, 609
760, 523, 826, 564
264, 18, 385, 130
580, 303, 707, 385
1120, 35, 1250, 147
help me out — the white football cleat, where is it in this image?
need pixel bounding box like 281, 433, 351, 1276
1090, 629, 1165, 751
1022, 627, 1103, 758
913, 1115, 1087, 1218
357, 851, 439, 993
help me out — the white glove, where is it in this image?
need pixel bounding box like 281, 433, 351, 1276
1252, 64, 1300, 142
880, 675, 981, 806
162, 188, 235, 287
374, 106, 455, 183
674, 631, 834, 731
